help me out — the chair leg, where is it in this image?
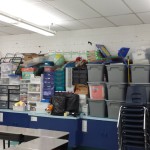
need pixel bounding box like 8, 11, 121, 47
3, 140, 5, 149
8, 140, 10, 148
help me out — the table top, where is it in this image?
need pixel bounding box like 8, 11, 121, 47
0, 125, 69, 138
5, 137, 68, 150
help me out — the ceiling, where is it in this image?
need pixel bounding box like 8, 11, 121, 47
0, 0, 150, 36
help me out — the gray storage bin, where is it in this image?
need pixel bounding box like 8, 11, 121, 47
129, 83, 150, 102
106, 83, 127, 100
106, 64, 128, 82
88, 98, 105, 117
106, 100, 124, 119
87, 64, 104, 82
0, 101, 8, 109
130, 65, 150, 83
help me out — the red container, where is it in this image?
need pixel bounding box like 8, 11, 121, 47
89, 83, 105, 100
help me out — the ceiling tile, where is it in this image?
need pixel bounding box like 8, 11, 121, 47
83, 0, 132, 16
50, 24, 68, 31
107, 14, 142, 26
59, 20, 89, 30
79, 17, 115, 28
37, 1, 75, 21
137, 12, 150, 24
124, 0, 150, 13
46, 0, 100, 19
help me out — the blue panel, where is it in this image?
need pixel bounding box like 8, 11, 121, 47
37, 117, 81, 148
3, 112, 30, 128
80, 119, 118, 150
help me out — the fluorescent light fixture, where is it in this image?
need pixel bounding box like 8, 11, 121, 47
0, 12, 56, 36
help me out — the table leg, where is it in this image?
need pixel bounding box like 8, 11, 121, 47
3, 140, 5, 149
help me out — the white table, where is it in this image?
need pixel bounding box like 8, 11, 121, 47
5, 137, 68, 150
0, 125, 69, 150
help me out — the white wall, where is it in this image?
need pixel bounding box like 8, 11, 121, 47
0, 24, 150, 57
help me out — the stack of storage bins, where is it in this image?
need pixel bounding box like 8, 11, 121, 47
106, 64, 127, 119
43, 68, 55, 100
54, 70, 65, 91
87, 64, 106, 117
72, 67, 88, 85
130, 64, 150, 102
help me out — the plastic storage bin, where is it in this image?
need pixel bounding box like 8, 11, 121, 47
106, 83, 127, 100
106, 100, 125, 119
130, 65, 150, 83
129, 83, 150, 103
21, 68, 35, 79
87, 64, 104, 82
72, 67, 88, 85
9, 74, 20, 85
106, 64, 128, 82
88, 82, 106, 100
0, 101, 8, 109
88, 98, 105, 117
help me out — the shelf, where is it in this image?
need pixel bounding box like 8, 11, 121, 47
28, 92, 41, 94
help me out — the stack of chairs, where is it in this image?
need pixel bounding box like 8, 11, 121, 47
118, 86, 150, 150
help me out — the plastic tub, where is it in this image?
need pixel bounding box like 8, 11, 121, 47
88, 82, 106, 100
106, 83, 127, 100
106, 100, 125, 119
9, 74, 20, 85
106, 64, 128, 82
88, 98, 105, 118
87, 64, 104, 82
130, 64, 150, 83
129, 83, 150, 103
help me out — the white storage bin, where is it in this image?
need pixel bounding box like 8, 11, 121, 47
132, 50, 146, 60
9, 74, 20, 85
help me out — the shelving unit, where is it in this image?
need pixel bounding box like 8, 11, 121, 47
20, 79, 30, 102
28, 82, 42, 102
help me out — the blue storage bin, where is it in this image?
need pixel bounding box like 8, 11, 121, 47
43, 90, 54, 96
44, 72, 54, 78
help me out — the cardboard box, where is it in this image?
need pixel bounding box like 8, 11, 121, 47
74, 84, 88, 95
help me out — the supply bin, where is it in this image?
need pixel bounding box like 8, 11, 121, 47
130, 64, 150, 83
106, 100, 125, 119
106, 83, 127, 100
88, 82, 106, 100
129, 83, 150, 103
72, 67, 88, 85
88, 98, 105, 117
87, 64, 104, 82
106, 64, 128, 82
